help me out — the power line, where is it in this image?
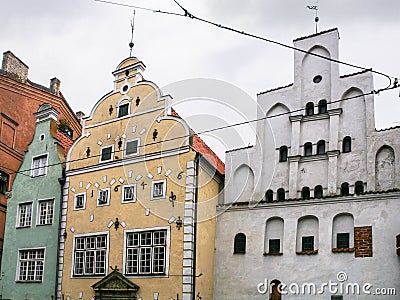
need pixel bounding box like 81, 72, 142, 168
9, 84, 399, 177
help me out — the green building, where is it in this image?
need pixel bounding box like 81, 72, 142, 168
1, 104, 68, 299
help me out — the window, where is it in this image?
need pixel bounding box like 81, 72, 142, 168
318, 100, 327, 114
234, 233, 246, 254
17, 202, 33, 228
355, 181, 364, 194
125, 138, 140, 156
122, 184, 136, 203
265, 190, 273, 202
317, 140, 326, 155
314, 185, 323, 198
118, 103, 129, 118
279, 146, 288, 162
97, 189, 110, 206
151, 180, 166, 200
302, 236, 314, 251
125, 229, 168, 275
73, 234, 108, 276
0, 171, 9, 194
37, 200, 54, 225
305, 102, 314, 116
277, 188, 285, 201
337, 233, 350, 249
304, 142, 312, 156
31, 154, 48, 177
331, 296, 343, 300
341, 182, 349, 196
74, 193, 86, 210
302, 187, 310, 200
269, 239, 280, 254
100, 145, 113, 162
17, 249, 45, 282
342, 136, 351, 153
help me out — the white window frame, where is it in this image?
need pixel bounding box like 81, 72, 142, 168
124, 138, 140, 157
121, 184, 137, 203
99, 145, 114, 163
31, 153, 48, 177
16, 247, 46, 282
123, 226, 170, 278
16, 201, 33, 228
71, 231, 109, 278
74, 192, 87, 210
36, 199, 55, 226
117, 102, 131, 118
97, 188, 110, 207
151, 179, 166, 200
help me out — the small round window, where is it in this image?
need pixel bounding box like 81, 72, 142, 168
122, 85, 129, 92
313, 75, 322, 83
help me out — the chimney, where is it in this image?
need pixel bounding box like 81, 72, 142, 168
75, 111, 85, 125
2, 51, 29, 83
50, 77, 61, 96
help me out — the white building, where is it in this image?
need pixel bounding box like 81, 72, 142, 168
214, 28, 400, 299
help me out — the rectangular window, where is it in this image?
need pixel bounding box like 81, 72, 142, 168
125, 139, 140, 156
37, 200, 54, 225
74, 193, 86, 210
125, 229, 168, 276
302, 236, 314, 251
100, 146, 113, 162
73, 234, 107, 276
337, 233, 350, 249
151, 180, 166, 200
118, 103, 129, 118
17, 249, 45, 282
122, 185, 136, 203
31, 154, 48, 177
17, 202, 33, 228
97, 189, 110, 206
269, 239, 280, 254
0, 171, 9, 194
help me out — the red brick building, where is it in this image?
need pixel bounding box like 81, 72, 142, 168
0, 51, 82, 268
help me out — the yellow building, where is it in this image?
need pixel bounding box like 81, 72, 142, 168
58, 56, 224, 300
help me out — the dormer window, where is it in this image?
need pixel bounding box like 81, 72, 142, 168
305, 102, 314, 116
118, 103, 129, 118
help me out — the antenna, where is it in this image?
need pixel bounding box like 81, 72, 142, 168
306, 0, 319, 33
129, 10, 136, 57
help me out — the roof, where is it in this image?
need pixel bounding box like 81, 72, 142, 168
56, 130, 74, 157
340, 68, 372, 78
170, 108, 225, 175
226, 145, 254, 153
257, 83, 293, 96
293, 28, 338, 42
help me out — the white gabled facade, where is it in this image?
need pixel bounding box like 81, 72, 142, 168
214, 28, 400, 299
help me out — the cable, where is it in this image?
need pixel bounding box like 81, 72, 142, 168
93, 0, 397, 88
8, 84, 399, 177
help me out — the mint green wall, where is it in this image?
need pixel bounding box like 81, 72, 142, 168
1, 118, 63, 300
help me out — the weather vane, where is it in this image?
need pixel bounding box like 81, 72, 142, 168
129, 10, 136, 57
306, 0, 319, 34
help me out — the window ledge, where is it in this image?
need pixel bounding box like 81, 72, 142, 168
16, 280, 43, 283
301, 112, 330, 122
296, 250, 318, 255
300, 154, 327, 162
263, 252, 283, 256
332, 247, 355, 253
233, 252, 246, 255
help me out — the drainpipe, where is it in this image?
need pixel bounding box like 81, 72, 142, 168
56, 169, 66, 300
192, 153, 200, 299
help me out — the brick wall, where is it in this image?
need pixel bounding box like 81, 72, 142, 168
354, 226, 373, 258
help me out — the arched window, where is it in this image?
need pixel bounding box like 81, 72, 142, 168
277, 188, 285, 201
318, 100, 327, 114
265, 189, 273, 202
234, 233, 246, 254
304, 142, 312, 156
314, 185, 323, 198
279, 146, 288, 162
317, 140, 326, 155
332, 213, 354, 250
305, 102, 314, 116
355, 181, 364, 195
265, 217, 284, 254
342, 136, 351, 153
302, 187, 310, 200
296, 216, 319, 253
341, 182, 349, 196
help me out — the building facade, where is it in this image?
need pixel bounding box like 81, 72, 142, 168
1, 104, 73, 299
214, 28, 400, 299
0, 51, 82, 268
59, 56, 224, 300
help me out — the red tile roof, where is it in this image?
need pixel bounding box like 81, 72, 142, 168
56, 130, 74, 157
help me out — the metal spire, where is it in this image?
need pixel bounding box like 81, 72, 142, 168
129, 10, 135, 57
306, 0, 319, 33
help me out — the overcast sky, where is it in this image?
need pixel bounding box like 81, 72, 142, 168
2, 0, 400, 159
